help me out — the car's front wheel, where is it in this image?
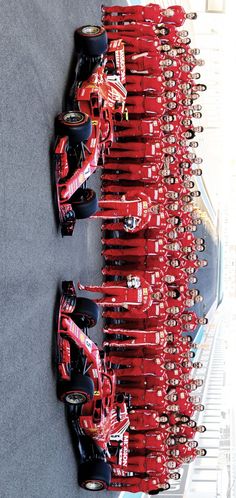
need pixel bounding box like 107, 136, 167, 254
78, 461, 111, 491
71, 297, 99, 329
58, 373, 94, 405
70, 188, 98, 219
56, 111, 92, 144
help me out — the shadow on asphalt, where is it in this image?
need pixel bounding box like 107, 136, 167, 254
49, 134, 62, 235
51, 283, 61, 377
62, 49, 78, 112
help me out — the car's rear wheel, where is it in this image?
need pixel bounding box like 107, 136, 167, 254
78, 461, 111, 491
70, 188, 98, 219
74, 25, 108, 57
71, 297, 99, 328
58, 373, 94, 405
56, 111, 92, 144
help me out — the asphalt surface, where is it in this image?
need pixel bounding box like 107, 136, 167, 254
0, 2, 218, 498
0, 1, 124, 497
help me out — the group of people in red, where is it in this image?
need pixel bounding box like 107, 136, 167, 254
77, 3, 209, 495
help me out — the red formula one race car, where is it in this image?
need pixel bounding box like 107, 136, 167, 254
56, 281, 130, 491
54, 25, 127, 236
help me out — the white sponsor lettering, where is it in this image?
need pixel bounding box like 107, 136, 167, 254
90, 138, 96, 149
118, 433, 129, 467
85, 338, 92, 352
115, 47, 126, 83
155, 332, 160, 343
92, 369, 98, 378
138, 288, 143, 303
84, 165, 91, 179
137, 202, 142, 216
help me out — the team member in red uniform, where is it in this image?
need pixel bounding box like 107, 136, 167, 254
179, 424, 206, 439
101, 164, 163, 184
122, 94, 166, 116
161, 7, 197, 26
128, 387, 170, 409
103, 4, 196, 25
124, 452, 177, 474
108, 476, 173, 494
77, 275, 154, 310
104, 327, 167, 350
102, 236, 168, 259
93, 190, 158, 232
179, 400, 204, 418
113, 118, 168, 138
102, 4, 162, 23
102, 268, 170, 296
115, 372, 168, 392
106, 140, 164, 159
106, 21, 160, 36
103, 293, 173, 325
104, 21, 159, 38
125, 54, 172, 75
124, 75, 166, 95
175, 445, 207, 464
101, 176, 163, 194
121, 36, 163, 54
181, 312, 208, 331
112, 357, 166, 378
128, 410, 166, 432
128, 431, 167, 452
102, 184, 177, 207
99, 207, 172, 238
103, 297, 181, 322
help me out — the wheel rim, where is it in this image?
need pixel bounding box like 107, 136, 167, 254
81, 26, 101, 35
63, 112, 85, 125
84, 481, 104, 491
65, 392, 87, 404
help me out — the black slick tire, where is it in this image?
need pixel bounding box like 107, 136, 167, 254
78, 460, 111, 491
71, 297, 99, 328
58, 373, 94, 405
74, 25, 108, 57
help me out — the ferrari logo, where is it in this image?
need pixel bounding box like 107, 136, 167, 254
143, 288, 148, 296
94, 390, 100, 396
92, 120, 98, 126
